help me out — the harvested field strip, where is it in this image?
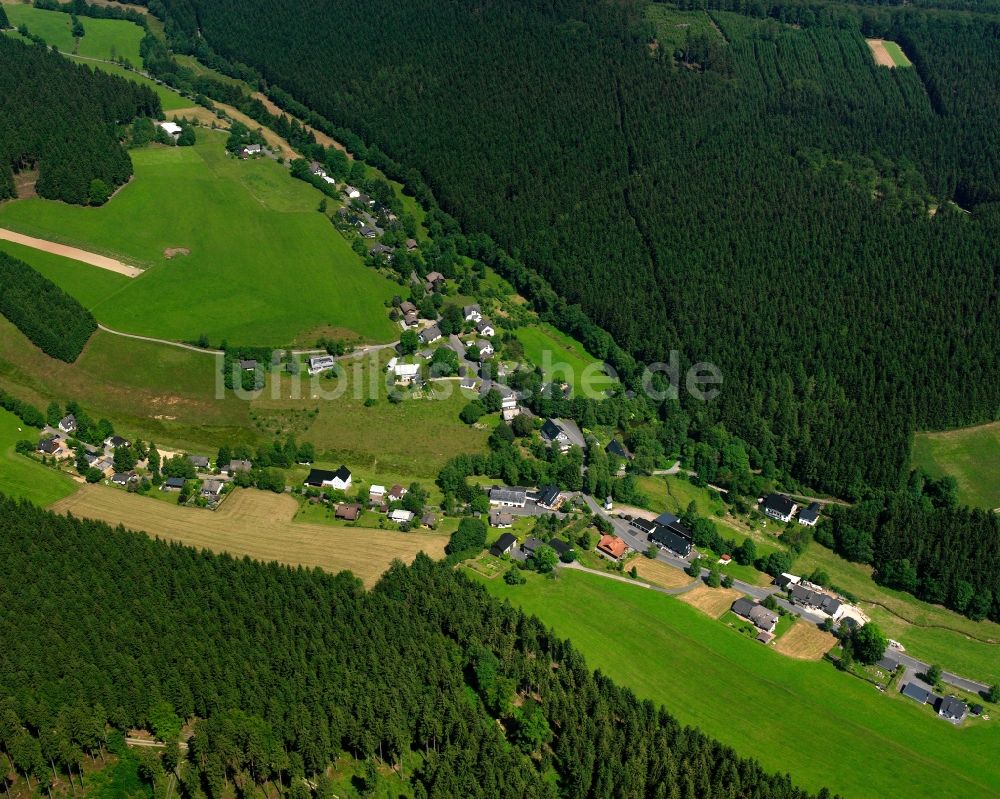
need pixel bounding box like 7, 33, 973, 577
772, 619, 836, 660
677, 584, 742, 617
0, 228, 142, 276
52, 485, 447, 586
631, 557, 695, 590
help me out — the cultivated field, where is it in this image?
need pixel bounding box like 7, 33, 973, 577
867, 38, 912, 68
514, 322, 617, 397
0, 407, 78, 507
912, 420, 1000, 509
0, 132, 399, 346
630, 557, 695, 589
53, 485, 447, 586
2, 4, 143, 64
772, 619, 836, 660
481, 569, 1000, 799
677, 583, 742, 617
793, 542, 1000, 684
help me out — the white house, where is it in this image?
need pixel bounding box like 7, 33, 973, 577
761, 493, 797, 524
158, 121, 182, 140
58, 414, 76, 434
369, 484, 387, 501
344, 185, 361, 199
389, 509, 414, 524
304, 465, 352, 491
476, 319, 496, 337
307, 355, 337, 375
489, 487, 527, 507
475, 340, 494, 359
463, 304, 482, 323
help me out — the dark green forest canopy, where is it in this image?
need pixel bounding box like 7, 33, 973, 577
0, 495, 837, 798
0, 36, 161, 204
0, 252, 97, 362
155, 0, 1000, 496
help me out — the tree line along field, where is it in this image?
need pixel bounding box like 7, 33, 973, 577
70, 56, 193, 111
479, 568, 1000, 799
1, 3, 143, 64
0, 130, 400, 346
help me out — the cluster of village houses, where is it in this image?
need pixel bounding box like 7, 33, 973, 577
301, 465, 437, 527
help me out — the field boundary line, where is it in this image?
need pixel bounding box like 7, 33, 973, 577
0, 227, 143, 276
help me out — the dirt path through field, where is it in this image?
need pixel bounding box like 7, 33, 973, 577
0, 228, 143, 276
866, 39, 895, 68
251, 92, 349, 154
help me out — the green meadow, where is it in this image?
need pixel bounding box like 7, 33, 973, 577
515, 322, 616, 397
479, 568, 1000, 799
3, 4, 143, 64
882, 39, 913, 67
912, 422, 1000, 509
0, 407, 77, 507
0, 131, 400, 346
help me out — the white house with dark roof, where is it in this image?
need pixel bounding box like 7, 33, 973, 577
463, 304, 482, 322
761, 493, 797, 523
307, 355, 337, 375
476, 319, 495, 337
489, 487, 527, 507
58, 414, 76, 434
304, 465, 352, 491
797, 501, 821, 526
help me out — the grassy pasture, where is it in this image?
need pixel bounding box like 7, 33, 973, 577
0, 131, 400, 346
912, 421, 1000, 509
0, 239, 130, 309
479, 568, 1000, 799
882, 39, 913, 67
2, 4, 143, 64
0, 407, 77, 507
52, 485, 447, 587
514, 322, 616, 398
793, 542, 1000, 684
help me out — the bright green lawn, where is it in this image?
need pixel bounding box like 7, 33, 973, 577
3, 4, 143, 64
882, 39, 913, 67
515, 322, 616, 399
67, 55, 192, 111
479, 569, 1000, 799
0, 407, 77, 507
912, 422, 1000, 509
0, 131, 400, 345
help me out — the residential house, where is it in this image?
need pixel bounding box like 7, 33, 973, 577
370, 484, 387, 502
761, 493, 797, 523
162, 476, 186, 491
418, 348, 435, 360
37, 438, 65, 457
475, 340, 494, 359
775, 573, 801, 590
356, 193, 374, 206
58, 414, 76, 434
460, 376, 479, 391
421, 513, 437, 528
104, 435, 130, 449
111, 471, 137, 487
343, 185, 361, 199
629, 517, 658, 537
476, 319, 496, 337
369, 243, 394, 258
718, 554, 732, 565
489, 487, 527, 507
425, 271, 445, 291
597, 534, 628, 561
605, 438, 631, 460
405, 238, 418, 251
789, 583, 845, 619
548, 539, 572, 558
239, 359, 258, 371
797, 502, 821, 526
309, 160, 327, 177
336, 503, 362, 521
388, 484, 408, 502
536, 485, 562, 511
402, 312, 419, 328
304, 465, 352, 490
900, 683, 932, 704
489, 510, 514, 528
490, 532, 518, 557
521, 537, 546, 557
188, 455, 210, 470
93, 458, 115, 477
241, 143, 262, 157
731, 597, 756, 618
392, 362, 421, 385
307, 355, 337, 375
419, 326, 442, 345
399, 301, 417, 316
463, 304, 482, 323
158, 121, 182, 140
730, 598, 778, 633
501, 401, 521, 422
649, 521, 693, 558
540, 418, 585, 451
360, 226, 379, 238
938, 696, 967, 722
389, 509, 414, 524
227, 459, 252, 475
201, 479, 224, 499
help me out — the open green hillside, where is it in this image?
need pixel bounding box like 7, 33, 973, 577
913, 422, 1000, 510
2, 4, 143, 63
480, 569, 1000, 799
0, 131, 399, 345
0, 407, 76, 507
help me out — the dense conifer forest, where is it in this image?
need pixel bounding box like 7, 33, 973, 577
0, 495, 837, 798
152, 0, 1000, 499
0, 252, 97, 362
0, 36, 160, 204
